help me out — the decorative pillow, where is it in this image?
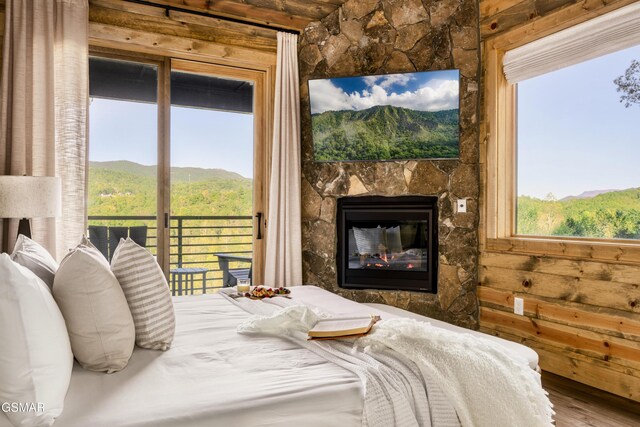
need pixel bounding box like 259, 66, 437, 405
385, 226, 403, 253
400, 224, 418, 248
0, 254, 73, 427
111, 238, 175, 351
353, 226, 386, 255
10, 234, 58, 290
53, 240, 135, 373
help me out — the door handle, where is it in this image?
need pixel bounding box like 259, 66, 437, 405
255, 212, 263, 240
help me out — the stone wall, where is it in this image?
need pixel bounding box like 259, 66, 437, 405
299, 0, 480, 328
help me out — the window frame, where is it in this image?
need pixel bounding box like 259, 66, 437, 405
482, 7, 640, 264
88, 43, 274, 283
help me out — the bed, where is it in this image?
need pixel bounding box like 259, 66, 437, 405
0, 286, 541, 427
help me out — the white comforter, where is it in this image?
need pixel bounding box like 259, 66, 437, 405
226, 291, 554, 427
0, 285, 550, 427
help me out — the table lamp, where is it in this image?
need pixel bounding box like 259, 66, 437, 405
0, 176, 62, 238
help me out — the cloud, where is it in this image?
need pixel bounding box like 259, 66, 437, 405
363, 73, 414, 89
309, 77, 459, 114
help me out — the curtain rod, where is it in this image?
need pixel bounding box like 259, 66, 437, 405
123, 0, 301, 35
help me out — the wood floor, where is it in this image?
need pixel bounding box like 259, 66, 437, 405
542, 372, 640, 426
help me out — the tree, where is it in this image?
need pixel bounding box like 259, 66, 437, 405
614, 59, 640, 108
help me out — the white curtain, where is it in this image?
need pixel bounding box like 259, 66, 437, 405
0, 0, 88, 258
264, 32, 302, 286
503, 2, 640, 83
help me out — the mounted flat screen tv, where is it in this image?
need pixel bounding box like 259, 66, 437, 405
309, 69, 460, 162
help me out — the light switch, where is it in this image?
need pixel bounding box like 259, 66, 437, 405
457, 199, 467, 213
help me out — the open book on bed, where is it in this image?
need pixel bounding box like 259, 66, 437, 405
307, 315, 381, 340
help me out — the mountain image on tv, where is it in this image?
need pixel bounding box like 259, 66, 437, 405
309, 70, 460, 162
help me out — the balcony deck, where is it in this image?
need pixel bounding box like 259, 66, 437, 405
88, 215, 252, 295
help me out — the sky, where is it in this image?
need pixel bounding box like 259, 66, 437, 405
89, 99, 254, 178
309, 69, 460, 114
517, 44, 640, 199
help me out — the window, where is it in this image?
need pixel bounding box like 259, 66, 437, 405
516, 45, 640, 240
88, 53, 269, 289
483, 2, 640, 260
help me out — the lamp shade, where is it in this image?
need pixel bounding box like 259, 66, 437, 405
0, 176, 62, 218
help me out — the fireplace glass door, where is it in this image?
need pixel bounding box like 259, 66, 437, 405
347, 218, 429, 271
337, 196, 438, 293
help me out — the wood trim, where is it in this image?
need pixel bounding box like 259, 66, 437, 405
481, 0, 638, 46
87, 49, 170, 275
170, 59, 272, 284
89, 22, 277, 69
481, 327, 640, 401
478, 287, 640, 341
479, 0, 524, 18
90, 0, 278, 53
140, 0, 312, 31
479, 264, 640, 313
483, 45, 498, 241
481, 12, 640, 262
480, 251, 640, 285
159, 57, 171, 278
483, 41, 515, 240
486, 237, 640, 264
480, 306, 640, 370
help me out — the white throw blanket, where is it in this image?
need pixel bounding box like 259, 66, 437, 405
359, 318, 554, 427
221, 292, 553, 427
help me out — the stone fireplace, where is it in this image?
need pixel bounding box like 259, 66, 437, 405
298, 0, 480, 329
337, 196, 438, 293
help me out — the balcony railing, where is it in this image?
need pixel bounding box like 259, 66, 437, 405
88, 215, 253, 295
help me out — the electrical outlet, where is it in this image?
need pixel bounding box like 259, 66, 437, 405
457, 199, 467, 213
514, 297, 524, 316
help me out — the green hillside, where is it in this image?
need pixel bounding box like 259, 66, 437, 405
518, 188, 640, 239
88, 161, 252, 217
90, 160, 246, 182
312, 105, 459, 161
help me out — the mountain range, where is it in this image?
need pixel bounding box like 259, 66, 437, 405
90, 160, 247, 182
311, 105, 459, 161
560, 189, 619, 201
88, 160, 252, 217
518, 187, 640, 239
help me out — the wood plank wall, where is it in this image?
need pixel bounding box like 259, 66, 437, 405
479, 0, 640, 402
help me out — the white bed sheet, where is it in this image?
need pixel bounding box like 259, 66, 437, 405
1, 290, 363, 427
0, 285, 539, 427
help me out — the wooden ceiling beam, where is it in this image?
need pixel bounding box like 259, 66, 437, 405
90, 0, 278, 53
136, 0, 320, 31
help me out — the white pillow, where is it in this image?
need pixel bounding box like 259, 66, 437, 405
111, 238, 175, 351
385, 226, 403, 253
0, 254, 73, 427
353, 226, 386, 255
53, 240, 135, 373
10, 234, 58, 290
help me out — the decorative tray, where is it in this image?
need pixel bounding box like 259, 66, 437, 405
233, 286, 292, 299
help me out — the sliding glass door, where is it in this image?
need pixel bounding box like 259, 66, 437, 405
169, 62, 258, 294
88, 54, 267, 292
88, 56, 160, 260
